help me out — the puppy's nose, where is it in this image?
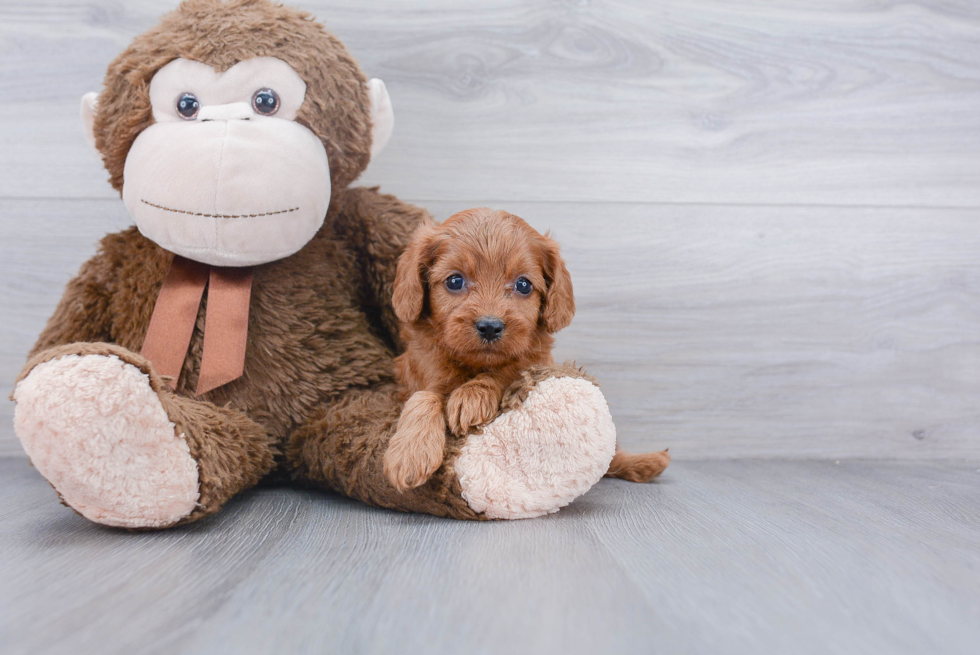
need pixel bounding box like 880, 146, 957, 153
475, 317, 505, 342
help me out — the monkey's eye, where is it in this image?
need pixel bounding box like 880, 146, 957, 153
175, 93, 200, 120
446, 274, 465, 291
252, 88, 280, 116
514, 277, 533, 295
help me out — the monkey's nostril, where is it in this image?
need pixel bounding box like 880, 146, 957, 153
475, 317, 505, 343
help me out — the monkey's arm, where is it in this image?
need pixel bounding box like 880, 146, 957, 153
333, 186, 434, 347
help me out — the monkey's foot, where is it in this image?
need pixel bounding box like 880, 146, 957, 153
455, 371, 616, 519
13, 354, 200, 528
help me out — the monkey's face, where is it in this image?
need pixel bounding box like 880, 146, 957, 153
121, 57, 328, 267
85, 55, 392, 268
81, 0, 394, 267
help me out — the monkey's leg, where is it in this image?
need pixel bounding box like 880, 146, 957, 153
454, 363, 620, 519
288, 363, 619, 520
12, 343, 276, 529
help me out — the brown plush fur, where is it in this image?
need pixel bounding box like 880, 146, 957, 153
93, 0, 372, 196
383, 209, 575, 490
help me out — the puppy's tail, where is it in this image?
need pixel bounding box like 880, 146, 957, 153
605, 448, 670, 483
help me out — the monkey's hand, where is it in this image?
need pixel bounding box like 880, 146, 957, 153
447, 377, 503, 437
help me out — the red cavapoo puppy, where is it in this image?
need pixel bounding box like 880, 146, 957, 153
383, 208, 670, 492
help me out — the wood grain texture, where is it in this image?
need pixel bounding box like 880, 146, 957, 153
3, 198, 978, 459
1, 0, 979, 205
1, 457, 977, 655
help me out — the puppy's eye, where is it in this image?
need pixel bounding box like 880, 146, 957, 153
514, 277, 533, 295
446, 274, 465, 291
252, 88, 280, 116
176, 93, 200, 120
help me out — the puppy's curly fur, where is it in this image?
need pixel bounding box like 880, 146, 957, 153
383, 208, 669, 491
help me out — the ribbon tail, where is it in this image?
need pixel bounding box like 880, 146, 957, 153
141, 256, 210, 388
196, 267, 253, 396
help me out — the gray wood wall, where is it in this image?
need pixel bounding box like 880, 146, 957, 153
2, 0, 978, 459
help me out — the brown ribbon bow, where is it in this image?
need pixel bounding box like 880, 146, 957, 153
141, 255, 253, 396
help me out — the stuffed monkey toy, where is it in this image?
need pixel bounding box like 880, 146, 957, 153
12, 0, 666, 529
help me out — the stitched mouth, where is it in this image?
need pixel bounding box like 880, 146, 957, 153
141, 200, 299, 219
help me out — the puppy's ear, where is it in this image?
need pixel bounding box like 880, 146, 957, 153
393, 223, 439, 323
539, 235, 575, 332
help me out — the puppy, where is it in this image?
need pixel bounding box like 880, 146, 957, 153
383, 208, 670, 491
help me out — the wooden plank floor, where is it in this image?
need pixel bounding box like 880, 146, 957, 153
2, 458, 978, 655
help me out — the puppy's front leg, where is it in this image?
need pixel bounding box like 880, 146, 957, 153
447, 375, 504, 437
384, 391, 447, 491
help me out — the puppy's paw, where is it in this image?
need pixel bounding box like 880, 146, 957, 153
447, 380, 502, 437
383, 433, 445, 492
383, 391, 447, 492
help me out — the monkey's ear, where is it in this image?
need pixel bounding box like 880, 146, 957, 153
80, 92, 99, 152
540, 235, 575, 333
368, 79, 393, 160
393, 224, 438, 324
